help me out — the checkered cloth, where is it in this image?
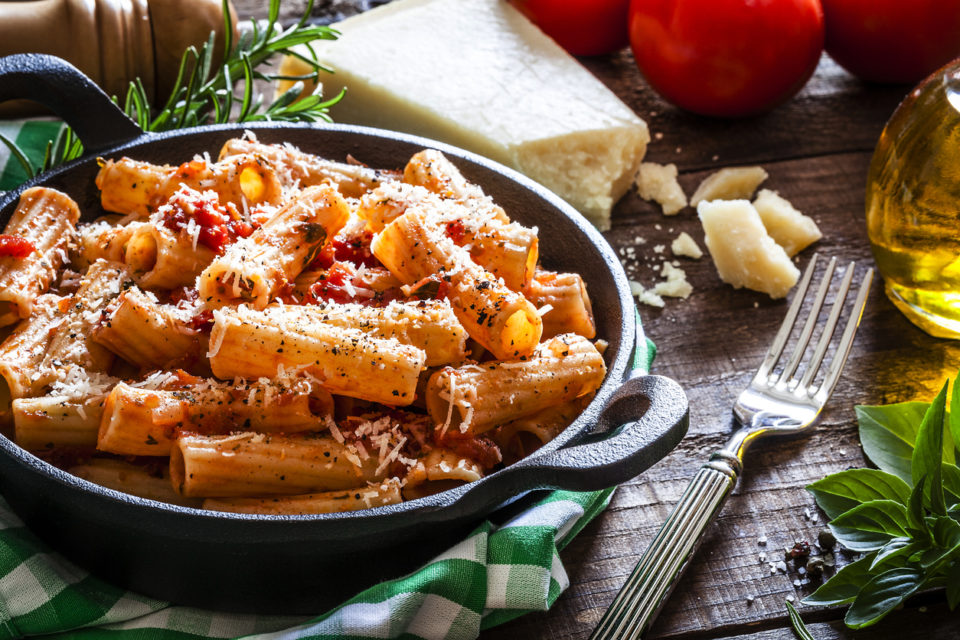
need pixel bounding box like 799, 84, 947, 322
0, 119, 656, 640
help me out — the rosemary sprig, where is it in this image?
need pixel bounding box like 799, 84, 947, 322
1, 0, 341, 180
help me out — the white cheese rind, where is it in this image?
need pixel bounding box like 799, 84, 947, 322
690, 167, 769, 206
752, 189, 822, 257
281, 0, 649, 230
698, 199, 799, 299
636, 162, 687, 215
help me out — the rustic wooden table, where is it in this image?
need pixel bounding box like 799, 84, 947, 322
242, 2, 960, 638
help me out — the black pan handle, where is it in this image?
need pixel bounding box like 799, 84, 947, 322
0, 53, 144, 153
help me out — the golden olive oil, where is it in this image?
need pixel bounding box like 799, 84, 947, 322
867, 60, 960, 338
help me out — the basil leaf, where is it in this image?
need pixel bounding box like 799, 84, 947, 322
947, 563, 960, 610
950, 371, 960, 461
786, 600, 815, 640
845, 567, 924, 629
912, 382, 948, 515
907, 476, 932, 538
807, 469, 912, 520
829, 500, 910, 552
857, 402, 929, 482
917, 517, 960, 572
870, 537, 918, 570
942, 463, 960, 511
803, 554, 877, 606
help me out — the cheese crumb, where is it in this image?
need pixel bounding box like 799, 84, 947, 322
690, 166, 768, 206
752, 189, 822, 257
629, 280, 665, 308
635, 162, 687, 215
698, 199, 800, 299
670, 231, 702, 259
653, 262, 693, 299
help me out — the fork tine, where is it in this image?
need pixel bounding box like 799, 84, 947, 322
777, 257, 837, 385
816, 267, 873, 401
755, 254, 820, 380
798, 261, 856, 390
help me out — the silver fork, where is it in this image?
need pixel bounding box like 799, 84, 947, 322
590, 255, 873, 640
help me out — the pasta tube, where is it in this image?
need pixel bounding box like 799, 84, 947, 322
218, 137, 399, 197
0, 187, 79, 326
426, 333, 606, 435
170, 432, 386, 497
33, 261, 130, 391
403, 150, 507, 223
73, 218, 136, 269
0, 294, 63, 401
358, 182, 537, 291
372, 208, 541, 359
198, 184, 350, 309
13, 393, 107, 450
124, 223, 215, 289
91, 287, 203, 370
97, 377, 335, 456
264, 299, 467, 367
402, 448, 484, 500
68, 458, 202, 507
525, 270, 596, 339
202, 478, 402, 514
95, 154, 283, 217
491, 396, 591, 462
208, 305, 426, 405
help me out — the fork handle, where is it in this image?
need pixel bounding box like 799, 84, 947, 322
589, 451, 742, 640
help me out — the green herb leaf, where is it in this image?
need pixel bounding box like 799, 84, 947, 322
941, 462, 960, 511
907, 476, 933, 542
829, 500, 910, 552
803, 554, 877, 606
807, 469, 911, 520
947, 563, 960, 610
857, 402, 931, 482
912, 381, 948, 514
786, 600, 816, 640
870, 537, 917, 570
950, 368, 960, 460
845, 567, 923, 628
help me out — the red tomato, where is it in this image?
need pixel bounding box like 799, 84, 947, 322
628, 0, 825, 117
511, 0, 631, 56
821, 0, 960, 84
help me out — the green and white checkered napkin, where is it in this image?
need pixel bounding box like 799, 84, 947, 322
0, 119, 655, 640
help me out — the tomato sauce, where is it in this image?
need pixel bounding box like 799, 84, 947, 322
308, 230, 380, 270
0, 234, 36, 258
161, 189, 254, 255
444, 218, 467, 244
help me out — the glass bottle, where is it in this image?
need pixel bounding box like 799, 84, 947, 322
867, 58, 960, 338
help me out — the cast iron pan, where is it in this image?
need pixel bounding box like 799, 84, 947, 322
0, 54, 689, 613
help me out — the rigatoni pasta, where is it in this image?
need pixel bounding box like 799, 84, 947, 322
198, 184, 350, 309
0, 187, 79, 326
0, 143, 608, 515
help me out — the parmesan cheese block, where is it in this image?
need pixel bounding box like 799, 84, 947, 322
690, 167, 768, 206
752, 189, 822, 257
698, 199, 800, 299
278, 0, 649, 230
636, 162, 687, 215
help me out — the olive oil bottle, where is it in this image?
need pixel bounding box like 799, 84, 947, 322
867, 59, 960, 338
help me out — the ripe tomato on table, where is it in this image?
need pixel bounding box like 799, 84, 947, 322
821, 0, 960, 84
510, 0, 631, 56
628, 0, 825, 117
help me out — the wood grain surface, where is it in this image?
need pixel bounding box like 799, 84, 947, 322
237, 2, 960, 637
